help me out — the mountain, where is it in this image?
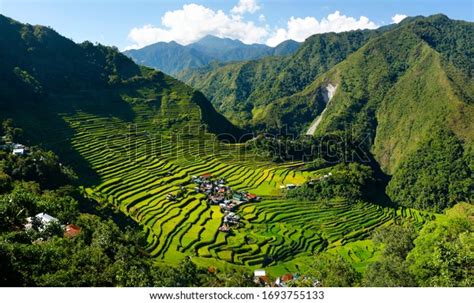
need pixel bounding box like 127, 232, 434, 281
124, 35, 300, 75
262, 14, 473, 163
122, 41, 213, 76
177, 28, 384, 127
300, 14, 474, 210
0, 14, 242, 171
179, 14, 474, 211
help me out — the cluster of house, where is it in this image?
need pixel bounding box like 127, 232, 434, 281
0, 140, 29, 156
191, 173, 261, 233
254, 269, 297, 287
254, 269, 321, 287
24, 212, 81, 238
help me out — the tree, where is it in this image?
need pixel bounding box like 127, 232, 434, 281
362, 223, 417, 286
406, 202, 473, 286
301, 253, 361, 287
202, 268, 254, 287
0, 171, 12, 194
363, 254, 415, 287
372, 224, 416, 259
387, 129, 473, 212
1, 119, 23, 143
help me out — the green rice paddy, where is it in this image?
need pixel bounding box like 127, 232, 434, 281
59, 101, 432, 275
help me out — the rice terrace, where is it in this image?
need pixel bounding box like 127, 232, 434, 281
0, 0, 472, 294
56, 95, 431, 277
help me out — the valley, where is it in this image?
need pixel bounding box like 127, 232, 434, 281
0, 11, 471, 288
58, 99, 430, 277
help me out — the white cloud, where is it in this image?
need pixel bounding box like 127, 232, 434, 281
392, 14, 407, 24
266, 11, 378, 46
125, 4, 380, 50
231, 0, 261, 15
125, 3, 268, 50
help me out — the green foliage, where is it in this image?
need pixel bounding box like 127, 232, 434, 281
181, 16, 473, 216
202, 268, 255, 287
299, 253, 362, 287
2, 147, 77, 189
362, 224, 417, 286
362, 253, 416, 287
0, 171, 11, 193
179, 30, 376, 129
1, 118, 23, 142
387, 129, 473, 212
407, 202, 473, 286
287, 163, 375, 202
246, 132, 371, 164
0, 143, 244, 286
361, 203, 473, 286
0, 13, 472, 287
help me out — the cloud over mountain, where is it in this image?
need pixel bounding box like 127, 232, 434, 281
125, 1, 379, 50
267, 11, 378, 46
392, 14, 408, 24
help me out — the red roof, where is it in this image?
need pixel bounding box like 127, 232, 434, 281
201, 173, 212, 179
281, 273, 294, 282
64, 224, 81, 238
246, 193, 257, 200
259, 276, 271, 285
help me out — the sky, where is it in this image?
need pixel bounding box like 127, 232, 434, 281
1, 0, 473, 50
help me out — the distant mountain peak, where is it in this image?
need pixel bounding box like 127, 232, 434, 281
125, 34, 301, 75
192, 35, 245, 49
197, 34, 236, 42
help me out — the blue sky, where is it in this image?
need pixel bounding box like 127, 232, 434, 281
1, 0, 473, 50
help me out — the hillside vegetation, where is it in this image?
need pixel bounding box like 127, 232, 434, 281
178, 28, 388, 127
0, 14, 472, 286
181, 15, 474, 212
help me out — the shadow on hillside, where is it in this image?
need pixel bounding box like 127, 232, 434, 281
0, 89, 137, 187
364, 152, 395, 208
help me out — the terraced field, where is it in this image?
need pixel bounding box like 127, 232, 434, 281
57, 101, 432, 275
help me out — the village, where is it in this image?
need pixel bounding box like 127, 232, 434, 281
164, 171, 334, 234
164, 172, 262, 233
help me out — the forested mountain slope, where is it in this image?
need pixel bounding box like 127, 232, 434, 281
262, 14, 473, 211
178, 27, 392, 127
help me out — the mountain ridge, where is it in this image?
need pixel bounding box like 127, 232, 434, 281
124, 35, 301, 75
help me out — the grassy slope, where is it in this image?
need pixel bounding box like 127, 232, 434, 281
242, 15, 473, 213
0, 14, 242, 152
